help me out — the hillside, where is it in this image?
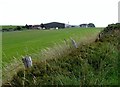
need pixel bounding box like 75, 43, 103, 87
2, 24, 120, 86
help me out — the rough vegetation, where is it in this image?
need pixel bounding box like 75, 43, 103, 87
2, 23, 120, 86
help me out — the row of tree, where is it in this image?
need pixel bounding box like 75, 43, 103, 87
2, 26, 23, 32
2, 23, 45, 32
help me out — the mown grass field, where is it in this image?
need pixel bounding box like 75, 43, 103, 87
2, 28, 102, 64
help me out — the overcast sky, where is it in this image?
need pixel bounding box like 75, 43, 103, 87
0, 0, 120, 27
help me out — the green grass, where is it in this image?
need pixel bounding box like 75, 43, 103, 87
2, 25, 119, 86
2, 23, 119, 86
2, 28, 102, 64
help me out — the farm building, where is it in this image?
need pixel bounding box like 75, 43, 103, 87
80, 23, 95, 28
44, 22, 65, 29
32, 25, 41, 29
87, 23, 95, 27
80, 24, 88, 28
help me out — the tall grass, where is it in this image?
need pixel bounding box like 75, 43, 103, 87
3, 26, 119, 86
6, 40, 118, 86
2, 29, 100, 85
3, 25, 119, 86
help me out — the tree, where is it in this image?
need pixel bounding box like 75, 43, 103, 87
40, 23, 45, 29
25, 24, 29, 29
15, 26, 21, 31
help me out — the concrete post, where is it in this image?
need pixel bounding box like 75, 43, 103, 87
22, 56, 32, 68
71, 38, 78, 48
118, 1, 120, 23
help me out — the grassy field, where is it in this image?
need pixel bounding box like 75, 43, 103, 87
2, 24, 119, 86
2, 28, 102, 64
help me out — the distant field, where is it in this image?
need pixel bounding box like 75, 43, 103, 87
2, 28, 102, 64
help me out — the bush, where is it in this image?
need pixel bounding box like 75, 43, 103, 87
16, 26, 22, 31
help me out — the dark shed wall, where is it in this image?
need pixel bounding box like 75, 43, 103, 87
44, 22, 65, 29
